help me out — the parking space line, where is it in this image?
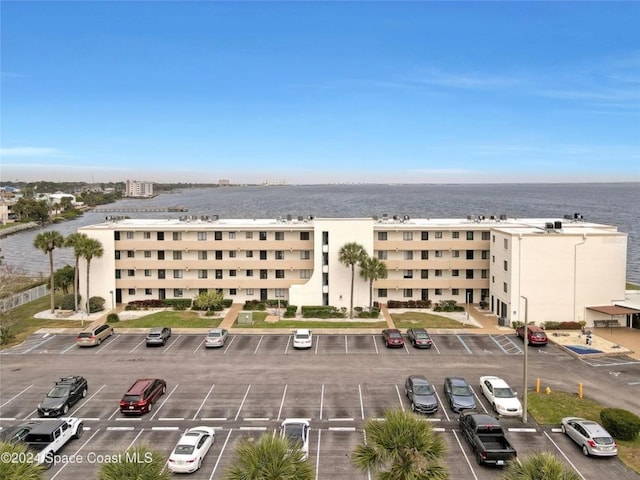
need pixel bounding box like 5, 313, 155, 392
319, 384, 324, 420
372, 335, 379, 354
107, 426, 135, 431
345, 335, 348, 355
284, 336, 291, 355
152, 426, 180, 430
223, 335, 236, 353
314, 336, 319, 355
489, 335, 511, 354
202, 417, 227, 421
358, 384, 364, 420
470, 386, 488, 414
239, 426, 268, 430
455, 335, 473, 354
94, 334, 122, 354
22, 335, 55, 354
0, 384, 32, 408
209, 428, 233, 480
543, 431, 587, 480
22, 409, 38, 420
193, 384, 216, 420
108, 407, 122, 421
254, 336, 264, 355
61, 342, 77, 354
50, 427, 101, 480
436, 391, 450, 421
395, 385, 405, 411
73, 384, 106, 415
115, 417, 141, 421
451, 430, 479, 480
235, 385, 252, 421
192, 337, 206, 353
315, 429, 321, 480
129, 338, 146, 353
149, 383, 179, 420
430, 337, 441, 354
161, 335, 181, 354
277, 384, 288, 421
127, 428, 146, 450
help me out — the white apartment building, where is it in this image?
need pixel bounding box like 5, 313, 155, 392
78, 214, 632, 327
124, 180, 154, 198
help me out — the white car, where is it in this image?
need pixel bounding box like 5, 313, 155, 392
279, 418, 311, 460
205, 328, 228, 348
479, 376, 523, 417
168, 426, 215, 473
292, 329, 313, 349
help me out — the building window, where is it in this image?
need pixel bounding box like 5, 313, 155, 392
435, 250, 443, 258
174, 289, 183, 297
275, 251, 284, 260
452, 288, 459, 295
246, 270, 253, 277
126, 231, 134, 239
157, 232, 164, 241
145, 288, 152, 295
503, 282, 508, 293
322, 231, 329, 244
173, 270, 183, 279
404, 251, 413, 260
229, 250, 237, 258
215, 269, 223, 279
197, 232, 207, 241
215, 251, 223, 260
452, 231, 460, 239
198, 270, 208, 279
452, 250, 460, 258
481, 269, 488, 279
300, 232, 310, 240
246, 232, 253, 239
173, 251, 182, 260
492, 255, 495, 263
404, 270, 413, 279
127, 250, 135, 258
128, 269, 135, 277
173, 232, 182, 241
300, 270, 311, 279
144, 250, 151, 258
378, 231, 388, 241
143, 232, 151, 239
275, 270, 285, 279
435, 231, 443, 239
421, 231, 429, 240
466, 250, 474, 260
115, 270, 121, 279
158, 251, 165, 260
466, 231, 474, 240
435, 288, 442, 295
246, 288, 254, 295
144, 269, 152, 277
275, 288, 286, 298
378, 251, 387, 260
260, 269, 268, 279
493, 235, 496, 243
421, 250, 428, 260
128, 288, 135, 295
482, 231, 490, 240
378, 288, 387, 298
246, 250, 253, 258
504, 260, 508, 271
198, 250, 207, 260
403, 289, 413, 298
492, 275, 495, 283
300, 250, 310, 260
421, 269, 428, 279
275, 232, 284, 240
229, 270, 237, 277
452, 269, 459, 277
260, 251, 267, 260
115, 251, 121, 260
403, 231, 413, 241
230, 288, 237, 296
229, 232, 236, 239
435, 269, 442, 277
114, 232, 121, 241
504, 238, 509, 249
466, 270, 474, 279
259, 231, 267, 241
158, 269, 165, 279
481, 250, 489, 260
214, 231, 222, 241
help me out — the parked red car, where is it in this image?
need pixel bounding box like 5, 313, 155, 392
382, 329, 405, 348
516, 325, 548, 346
119, 378, 166, 415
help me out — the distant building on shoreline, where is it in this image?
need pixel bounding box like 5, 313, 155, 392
125, 180, 154, 198
77, 214, 637, 329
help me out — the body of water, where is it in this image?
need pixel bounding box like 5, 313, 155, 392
3, 183, 639, 282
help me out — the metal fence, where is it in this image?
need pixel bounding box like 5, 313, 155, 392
1, 284, 49, 312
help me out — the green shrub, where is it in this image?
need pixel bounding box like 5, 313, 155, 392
107, 313, 120, 323
58, 294, 80, 310
0, 326, 15, 345
542, 321, 560, 330
433, 300, 465, 312
88, 296, 105, 313
243, 300, 266, 311
301, 306, 344, 318
266, 299, 288, 307
511, 321, 524, 330
221, 299, 233, 308
164, 298, 192, 310
600, 408, 640, 441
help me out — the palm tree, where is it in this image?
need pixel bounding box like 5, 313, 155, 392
501, 451, 582, 480
338, 242, 367, 318
64, 232, 89, 311
352, 409, 449, 480
224, 433, 314, 480
33, 230, 65, 313
0, 441, 45, 480
79, 237, 104, 314
96, 444, 170, 480
359, 255, 387, 311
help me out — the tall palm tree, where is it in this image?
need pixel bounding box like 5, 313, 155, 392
79, 237, 104, 314
501, 451, 582, 480
352, 409, 449, 480
338, 242, 367, 318
224, 433, 314, 480
33, 230, 65, 313
64, 232, 89, 311
0, 441, 45, 480
96, 444, 170, 480
359, 255, 387, 311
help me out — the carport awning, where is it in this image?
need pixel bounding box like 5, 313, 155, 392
587, 306, 640, 315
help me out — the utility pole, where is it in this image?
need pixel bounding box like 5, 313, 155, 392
521, 295, 529, 423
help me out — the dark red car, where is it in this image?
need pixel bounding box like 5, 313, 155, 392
516, 325, 548, 346
119, 378, 166, 415
382, 329, 405, 348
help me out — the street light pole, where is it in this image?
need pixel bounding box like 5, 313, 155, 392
466, 291, 470, 322
109, 290, 115, 311
521, 295, 528, 423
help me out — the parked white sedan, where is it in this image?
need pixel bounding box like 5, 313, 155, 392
279, 418, 311, 460
292, 329, 313, 349
479, 376, 523, 417
168, 426, 215, 473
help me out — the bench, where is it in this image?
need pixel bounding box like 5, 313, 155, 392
593, 319, 620, 328
55, 309, 74, 318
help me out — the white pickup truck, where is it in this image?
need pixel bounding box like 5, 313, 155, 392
22, 417, 84, 468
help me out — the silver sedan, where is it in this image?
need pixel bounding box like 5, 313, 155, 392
204, 328, 228, 348
561, 417, 618, 456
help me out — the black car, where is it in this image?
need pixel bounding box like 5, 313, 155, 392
146, 327, 172, 346
443, 376, 476, 413
37, 376, 88, 417
404, 375, 438, 414
406, 328, 433, 348
0, 421, 40, 444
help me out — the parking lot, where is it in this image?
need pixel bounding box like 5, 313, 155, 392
1, 332, 639, 479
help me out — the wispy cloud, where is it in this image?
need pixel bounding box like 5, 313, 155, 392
408, 69, 520, 90
0, 147, 68, 157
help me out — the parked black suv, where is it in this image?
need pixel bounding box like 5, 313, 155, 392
38, 376, 88, 417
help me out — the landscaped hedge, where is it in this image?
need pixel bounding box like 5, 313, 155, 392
357, 308, 380, 318
125, 299, 166, 310
265, 299, 288, 307
243, 300, 267, 311
283, 305, 297, 318
164, 299, 193, 310
386, 300, 432, 308
433, 300, 464, 312
600, 408, 640, 441
88, 296, 105, 313
542, 321, 582, 330
107, 313, 120, 323
58, 294, 79, 310
301, 306, 344, 318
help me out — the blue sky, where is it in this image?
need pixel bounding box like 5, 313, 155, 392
1, 1, 639, 184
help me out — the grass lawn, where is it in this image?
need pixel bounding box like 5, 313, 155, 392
233, 311, 388, 329
527, 390, 640, 473
391, 311, 474, 329
116, 310, 223, 328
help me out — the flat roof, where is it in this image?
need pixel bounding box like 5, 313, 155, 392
587, 306, 640, 315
